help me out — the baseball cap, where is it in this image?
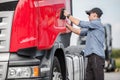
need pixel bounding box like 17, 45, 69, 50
86, 7, 103, 18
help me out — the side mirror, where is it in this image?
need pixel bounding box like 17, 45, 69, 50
60, 8, 66, 20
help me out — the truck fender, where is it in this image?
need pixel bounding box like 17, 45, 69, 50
40, 42, 67, 80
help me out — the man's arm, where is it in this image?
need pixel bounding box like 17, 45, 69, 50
64, 10, 99, 29
80, 29, 88, 36
66, 23, 88, 36
64, 10, 80, 25
66, 23, 80, 35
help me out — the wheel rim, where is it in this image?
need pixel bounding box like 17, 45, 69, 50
52, 67, 62, 80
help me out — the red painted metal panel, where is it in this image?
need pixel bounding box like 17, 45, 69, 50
10, 0, 38, 52
10, 0, 67, 52
37, 0, 66, 50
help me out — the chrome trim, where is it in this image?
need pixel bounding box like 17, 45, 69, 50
0, 62, 8, 80
0, 53, 10, 61
0, 11, 14, 52
41, 68, 50, 72
0, 53, 9, 80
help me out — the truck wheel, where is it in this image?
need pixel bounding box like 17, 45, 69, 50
111, 59, 116, 72
106, 59, 116, 72
52, 57, 63, 80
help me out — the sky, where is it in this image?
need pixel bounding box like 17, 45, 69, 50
71, 0, 120, 49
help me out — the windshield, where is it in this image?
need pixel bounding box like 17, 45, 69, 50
0, 0, 18, 11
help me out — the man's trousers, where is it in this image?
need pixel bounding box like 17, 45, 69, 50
86, 53, 105, 80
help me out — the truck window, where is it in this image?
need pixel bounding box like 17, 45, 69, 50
0, 1, 18, 11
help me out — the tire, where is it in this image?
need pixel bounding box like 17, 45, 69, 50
111, 59, 116, 72
52, 57, 63, 80
106, 59, 116, 72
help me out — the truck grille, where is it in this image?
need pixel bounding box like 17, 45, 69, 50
0, 11, 14, 52
0, 18, 2, 22
0, 62, 8, 80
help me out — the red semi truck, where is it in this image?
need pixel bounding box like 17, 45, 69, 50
0, 0, 80, 80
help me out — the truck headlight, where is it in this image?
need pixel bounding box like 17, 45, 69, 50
8, 66, 39, 79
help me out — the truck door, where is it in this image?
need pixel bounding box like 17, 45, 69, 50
56, 0, 73, 48
37, 0, 66, 50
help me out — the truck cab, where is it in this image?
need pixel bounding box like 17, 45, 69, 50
0, 0, 72, 80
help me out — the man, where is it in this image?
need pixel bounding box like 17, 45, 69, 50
63, 8, 105, 80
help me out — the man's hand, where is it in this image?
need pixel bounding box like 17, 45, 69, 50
60, 9, 70, 20
63, 10, 80, 25
63, 10, 70, 17
66, 23, 72, 30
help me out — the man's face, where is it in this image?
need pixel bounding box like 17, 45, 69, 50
88, 12, 98, 21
